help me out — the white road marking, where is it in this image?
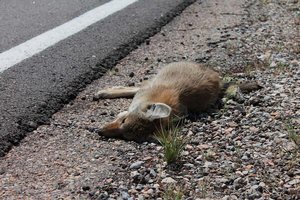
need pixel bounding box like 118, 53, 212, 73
0, 0, 138, 73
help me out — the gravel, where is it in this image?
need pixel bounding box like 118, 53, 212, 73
0, 0, 299, 199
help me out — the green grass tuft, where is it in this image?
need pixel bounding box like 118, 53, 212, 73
285, 121, 300, 149
155, 120, 188, 164
162, 184, 184, 200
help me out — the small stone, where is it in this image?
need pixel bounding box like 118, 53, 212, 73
136, 184, 143, 191
225, 127, 234, 134
259, 182, 266, 188
100, 111, 107, 115
143, 156, 152, 161
270, 61, 276, 68
120, 191, 130, 199
146, 188, 154, 195
242, 155, 249, 161
131, 171, 141, 178
27, 121, 38, 129
248, 192, 262, 200
98, 192, 109, 199
196, 155, 203, 160
94, 154, 100, 159
0, 168, 5, 175
184, 163, 194, 168
129, 72, 135, 77
258, 15, 268, 22
130, 161, 144, 169
288, 179, 300, 185
228, 122, 238, 127
233, 177, 246, 189
186, 144, 193, 150
128, 82, 135, 87
271, 112, 281, 119
106, 178, 113, 183
197, 144, 210, 150
161, 177, 177, 184
249, 126, 259, 133
181, 151, 189, 156
73, 171, 80, 176
203, 161, 213, 168
82, 185, 90, 191
217, 178, 230, 183
242, 170, 249, 175
150, 169, 157, 177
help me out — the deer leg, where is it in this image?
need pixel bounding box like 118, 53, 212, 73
94, 86, 140, 99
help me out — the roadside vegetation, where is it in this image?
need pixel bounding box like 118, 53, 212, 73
162, 184, 184, 200
155, 120, 188, 165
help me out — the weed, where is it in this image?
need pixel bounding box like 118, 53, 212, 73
162, 184, 184, 200
276, 62, 289, 71
203, 149, 216, 161
285, 121, 300, 149
155, 120, 188, 164
259, 0, 271, 6
243, 59, 270, 75
197, 178, 209, 198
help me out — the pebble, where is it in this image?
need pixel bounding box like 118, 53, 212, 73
149, 169, 157, 177
82, 185, 90, 191
120, 191, 131, 199
203, 161, 213, 168
161, 177, 177, 184
288, 179, 300, 186
129, 161, 144, 169
129, 72, 135, 78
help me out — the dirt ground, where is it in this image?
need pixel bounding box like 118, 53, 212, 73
1, 0, 299, 199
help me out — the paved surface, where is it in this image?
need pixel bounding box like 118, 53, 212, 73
0, 0, 195, 156
0, 0, 110, 52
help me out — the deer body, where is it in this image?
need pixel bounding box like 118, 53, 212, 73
98, 62, 220, 141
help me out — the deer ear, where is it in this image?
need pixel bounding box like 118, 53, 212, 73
145, 103, 171, 121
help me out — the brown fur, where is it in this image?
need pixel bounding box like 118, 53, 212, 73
99, 62, 220, 141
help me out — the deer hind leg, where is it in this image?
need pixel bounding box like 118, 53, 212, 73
94, 86, 140, 99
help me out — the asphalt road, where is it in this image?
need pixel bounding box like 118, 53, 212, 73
0, 0, 111, 53
0, 0, 195, 156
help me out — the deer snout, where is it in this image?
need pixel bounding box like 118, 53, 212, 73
97, 123, 124, 138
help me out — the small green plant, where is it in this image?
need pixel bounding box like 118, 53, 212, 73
224, 84, 240, 99
197, 179, 208, 198
276, 62, 289, 71
155, 121, 188, 164
259, 0, 270, 6
163, 184, 184, 200
243, 59, 270, 75
244, 64, 257, 75
203, 149, 216, 161
285, 121, 300, 149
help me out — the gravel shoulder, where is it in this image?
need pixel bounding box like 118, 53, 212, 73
1, 0, 299, 199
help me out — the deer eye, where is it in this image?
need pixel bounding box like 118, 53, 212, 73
121, 118, 126, 124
